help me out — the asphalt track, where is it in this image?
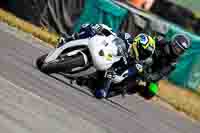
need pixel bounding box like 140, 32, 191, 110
0, 24, 200, 133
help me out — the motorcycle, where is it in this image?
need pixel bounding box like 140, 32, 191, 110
36, 27, 129, 98
36, 26, 159, 99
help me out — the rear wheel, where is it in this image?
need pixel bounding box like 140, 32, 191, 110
40, 52, 86, 74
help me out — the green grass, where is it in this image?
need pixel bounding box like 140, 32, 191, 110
159, 80, 200, 121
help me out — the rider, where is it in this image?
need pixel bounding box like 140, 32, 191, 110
128, 33, 156, 75
127, 33, 191, 97
126, 33, 156, 94
145, 34, 191, 82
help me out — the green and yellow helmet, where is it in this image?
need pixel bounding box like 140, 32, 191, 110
130, 33, 156, 61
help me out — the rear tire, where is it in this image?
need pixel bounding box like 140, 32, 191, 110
40, 53, 85, 74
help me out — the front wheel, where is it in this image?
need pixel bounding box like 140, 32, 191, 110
39, 53, 86, 74
36, 54, 48, 70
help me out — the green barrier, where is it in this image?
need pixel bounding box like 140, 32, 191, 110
165, 25, 200, 90
73, 0, 128, 32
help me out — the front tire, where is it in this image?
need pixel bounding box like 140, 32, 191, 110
36, 54, 48, 70
40, 53, 86, 74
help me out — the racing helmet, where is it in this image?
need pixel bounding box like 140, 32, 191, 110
171, 34, 191, 56
130, 33, 156, 61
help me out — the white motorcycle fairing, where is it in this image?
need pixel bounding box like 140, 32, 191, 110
44, 38, 89, 63
88, 35, 122, 71
43, 34, 125, 81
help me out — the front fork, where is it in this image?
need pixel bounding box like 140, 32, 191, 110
100, 69, 116, 98
102, 78, 112, 98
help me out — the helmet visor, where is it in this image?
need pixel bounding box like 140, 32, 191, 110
172, 41, 184, 55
